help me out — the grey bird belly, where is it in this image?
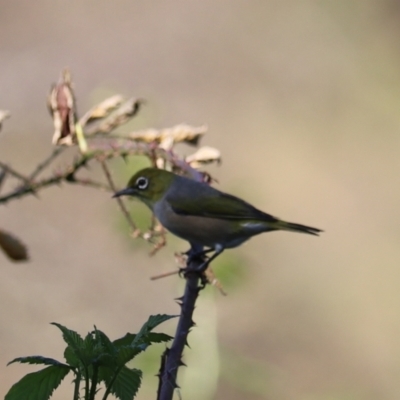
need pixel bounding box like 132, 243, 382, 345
153, 200, 267, 249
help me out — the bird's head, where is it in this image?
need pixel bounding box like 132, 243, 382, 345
113, 168, 175, 207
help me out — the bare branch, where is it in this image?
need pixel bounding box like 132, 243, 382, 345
99, 159, 140, 237
0, 161, 31, 184
29, 147, 65, 180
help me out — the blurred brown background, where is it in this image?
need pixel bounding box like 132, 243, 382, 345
1, 1, 400, 399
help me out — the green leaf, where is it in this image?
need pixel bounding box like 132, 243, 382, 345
7, 356, 70, 368
51, 322, 84, 349
113, 332, 172, 349
113, 337, 171, 367
52, 322, 92, 367
93, 327, 116, 357
83, 330, 96, 354
64, 346, 80, 368
111, 316, 175, 366
102, 366, 142, 400
137, 315, 176, 337
113, 333, 136, 349
5, 365, 71, 400
133, 314, 176, 346
115, 346, 143, 366
146, 332, 173, 343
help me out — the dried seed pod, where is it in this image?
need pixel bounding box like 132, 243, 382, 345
93, 98, 143, 134
48, 69, 77, 146
185, 146, 221, 168
79, 94, 124, 127
128, 124, 207, 147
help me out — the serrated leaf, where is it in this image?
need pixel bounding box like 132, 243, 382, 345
115, 346, 143, 366
113, 333, 137, 349
7, 356, 70, 368
5, 365, 71, 400
113, 332, 172, 349
134, 314, 176, 344
101, 366, 142, 400
94, 352, 116, 368
52, 323, 94, 368
111, 316, 175, 366
83, 331, 97, 359
146, 332, 173, 343
64, 346, 80, 368
51, 322, 84, 349
93, 328, 116, 355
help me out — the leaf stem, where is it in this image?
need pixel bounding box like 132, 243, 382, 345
89, 364, 99, 400
73, 371, 81, 400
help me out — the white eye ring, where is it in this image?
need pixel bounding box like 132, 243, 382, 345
136, 176, 149, 190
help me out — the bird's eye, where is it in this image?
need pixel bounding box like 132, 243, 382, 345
135, 176, 149, 190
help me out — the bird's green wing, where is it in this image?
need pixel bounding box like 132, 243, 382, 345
169, 191, 278, 222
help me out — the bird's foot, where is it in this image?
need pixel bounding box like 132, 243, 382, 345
184, 246, 213, 265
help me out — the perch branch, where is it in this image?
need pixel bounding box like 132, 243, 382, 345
157, 258, 205, 400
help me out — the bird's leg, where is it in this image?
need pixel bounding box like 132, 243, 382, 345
182, 244, 224, 279
195, 245, 225, 273
184, 244, 213, 263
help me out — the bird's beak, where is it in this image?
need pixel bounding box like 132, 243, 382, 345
112, 187, 137, 198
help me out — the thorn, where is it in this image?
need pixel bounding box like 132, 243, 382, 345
166, 370, 180, 388
174, 296, 184, 303
31, 190, 40, 199
175, 301, 183, 308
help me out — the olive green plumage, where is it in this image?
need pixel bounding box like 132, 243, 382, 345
114, 168, 322, 253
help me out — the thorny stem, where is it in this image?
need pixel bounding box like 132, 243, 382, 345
157, 257, 205, 400
0, 148, 132, 205
0, 152, 96, 204
0, 161, 31, 184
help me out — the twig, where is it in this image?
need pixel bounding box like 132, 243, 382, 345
0, 161, 31, 184
73, 178, 111, 191
0, 152, 95, 204
150, 270, 180, 280
29, 147, 65, 180
0, 169, 7, 192
99, 158, 140, 237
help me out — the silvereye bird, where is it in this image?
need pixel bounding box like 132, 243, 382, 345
114, 168, 322, 269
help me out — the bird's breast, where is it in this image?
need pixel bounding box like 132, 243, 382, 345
153, 200, 266, 249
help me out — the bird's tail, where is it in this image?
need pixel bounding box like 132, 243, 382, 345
273, 220, 322, 236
